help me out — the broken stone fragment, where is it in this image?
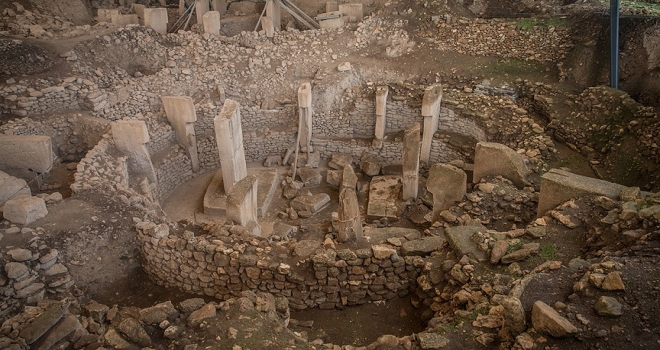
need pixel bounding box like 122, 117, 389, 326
19, 302, 67, 344
531, 301, 578, 338
594, 296, 623, 316
5, 262, 29, 279
3, 196, 48, 225
290, 193, 330, 213
473, 142, 530, 189
187, 303, 216, 327
118, 317, 151, 347
7, 248, 33, 262
328, 152, 353, 170
140, 301, 178, 324
490, 240, 508, 264
601, 272, 625, 291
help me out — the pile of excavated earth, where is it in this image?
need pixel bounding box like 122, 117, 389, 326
1, 0, 660, 349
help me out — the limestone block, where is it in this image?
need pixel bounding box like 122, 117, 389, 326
326, 1, 339, 12
374, 85, 389, 141
0, 170, 31, 206
133, 4, 146, 20
359, 154, 381, 176
473, 142, 529, 189
366, 176, 405, 220
111, 14, 139, 26
290, 193, 330, 213
226, 175, 261, 236
203, 11, 220, 36
318, 13, 345, 29
426, 163, 466, 220
531, 301, 578, 337
3, 196, 47, 225
444, 225, 489, 262
297, 167, 321, 187
144, 8, 168, 35
400, 236, 445, 256
98, 9, 120, 22
537, 168, 627, 217
329, 152, 353, 170
0, 135, 53, 174
161, 96, 199, 171
338, 3, 363, 23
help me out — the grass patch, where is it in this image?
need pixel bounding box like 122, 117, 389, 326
539, 243, 557, 260
515, 18, 566, 30
597, 0, 660, 15
507, 240, 525, 253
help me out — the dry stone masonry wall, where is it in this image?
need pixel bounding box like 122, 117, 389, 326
136, 222, 425, 310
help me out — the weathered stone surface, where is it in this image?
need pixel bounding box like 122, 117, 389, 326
337, 186, 362, 242
19, 302, 67, 344
426, 163, 466, 220
490, 240, 508, 264
372, 244, 397, 259
140, 301, 177, 324
0, 170, 30, 206
5, 262, 29, 279
341, 165, 358, 190
401, 236, 445, 256
104, 328, 133, 349
363, 227, 420, 244
538, 169, 628, 216
326, 169, 342, 188
3, 196, 47, 225
215, 99, 248, 194
188, 303, 216, 327
444, 225, 488, 262
37, 314, 82, 350
474, 142, 529, 189
402, 123, 421, 200
328, 153, 353, 170
531, 301, 578, 337
417, 332, 449, 349
601, 272, 625, 291
294, 240, 322, 258
493, 295, 526, 335
84, 302, 109, 323
367, 176, 405, 220
226, 175, 261, 236
501, 248, 534, 264
297, 167, 321, 187
111, 120, 156, 183
420, 84, 443, 163
118, 317, 151, 347
179, 298, 206, 314
360, 153, 381, 176
290, 193, 330, 213
0, 135, 53, 174
7, 248, 32, 262
594, 296, 623, 316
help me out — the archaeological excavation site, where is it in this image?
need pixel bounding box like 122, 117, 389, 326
1, 0, 660, 349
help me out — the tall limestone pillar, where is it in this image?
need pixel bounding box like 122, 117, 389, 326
214, 99, 247, 194
420, 84, 443, 163
161, 96, 200, 172
402, 123, 420, 201
373, 86, 388, 148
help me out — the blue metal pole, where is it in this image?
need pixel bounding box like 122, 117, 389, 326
610, 0, 619, 89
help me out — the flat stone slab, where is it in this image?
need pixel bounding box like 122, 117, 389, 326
538, 168, 628, 217
328, 153, 353, 170
3, 196, 47, 225
203, 167, 280, 217
444, 225, 489, 262
0, 135, 53, 174
473, 142, 529, 189
290, 193, 331, 213
366, 176, 405, 220
363, 227, 420, 244
401, 236, 445, 256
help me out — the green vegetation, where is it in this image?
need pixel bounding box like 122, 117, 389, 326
539, 243, 557, 260
597, 0, 660, 15
515, 18, 566, 30
507, 240, 525, 253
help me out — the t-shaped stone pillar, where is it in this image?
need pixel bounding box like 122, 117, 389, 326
266, 0, 281, 31
420, 84, 443, 164
111, 120, 157, 184
402, 123, 420, 201
196, 0, 210, 24
297, 82, 313, 154
337, 165, 362, 242
214, 99, 248, 194
161, 96, 200, 173
226, 175, 261, 236
144, 8, 168, 35
373, 86, 389, 148
426, 163, 466, 221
